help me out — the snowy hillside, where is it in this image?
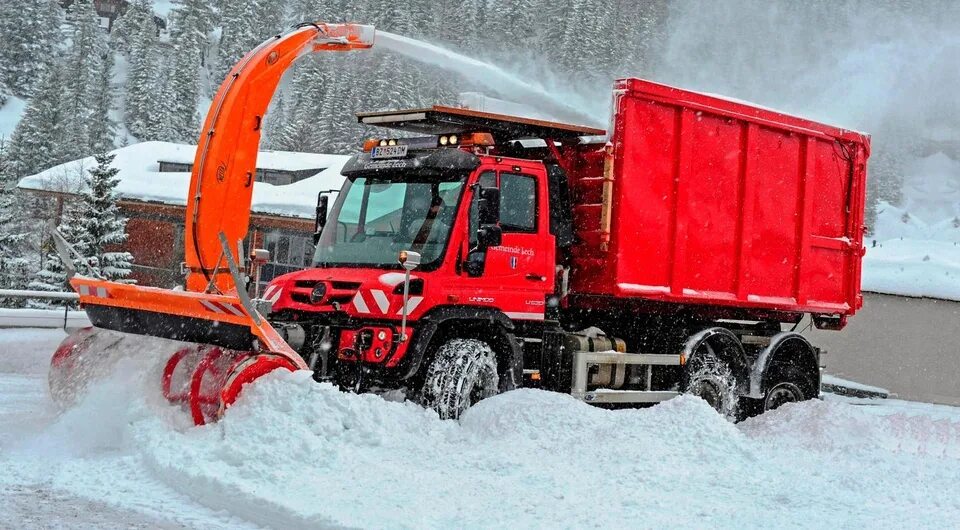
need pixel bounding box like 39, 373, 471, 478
864, 152, 960, 301
0, 96, 26, 139
1, 328, 958, 528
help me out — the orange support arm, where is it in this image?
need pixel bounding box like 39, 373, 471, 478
185, 23, 374, 293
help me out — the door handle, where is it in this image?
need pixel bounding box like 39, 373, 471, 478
525, 273, 546, 282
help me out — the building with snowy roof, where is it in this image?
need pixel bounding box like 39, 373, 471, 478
18, 141, 348, 287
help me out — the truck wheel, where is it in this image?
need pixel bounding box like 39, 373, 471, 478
683, 347, 740, 420
420, 338, 500, 420
763, 365, 814, 412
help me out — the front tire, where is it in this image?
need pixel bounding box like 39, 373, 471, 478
420, 338, 499, 420
683, 347, 740, 420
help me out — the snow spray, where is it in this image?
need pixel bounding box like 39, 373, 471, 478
377, 31, 606, 128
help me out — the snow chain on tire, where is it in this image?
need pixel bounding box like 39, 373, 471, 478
685, 350, 740, 421
421, 338, 499, 420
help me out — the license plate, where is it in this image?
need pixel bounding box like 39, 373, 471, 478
371, 145, 408, 159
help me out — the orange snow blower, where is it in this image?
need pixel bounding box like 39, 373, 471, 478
48, 23, 375, 425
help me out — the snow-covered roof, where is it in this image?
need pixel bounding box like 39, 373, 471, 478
17, 141, 349, 220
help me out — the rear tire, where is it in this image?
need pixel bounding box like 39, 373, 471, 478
762, 365, 815, 412
420, 338, 499, 420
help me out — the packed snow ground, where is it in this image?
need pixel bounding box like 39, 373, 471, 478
1, 329, 959, 529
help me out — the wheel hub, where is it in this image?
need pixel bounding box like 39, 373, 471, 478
765, 382, 803, 411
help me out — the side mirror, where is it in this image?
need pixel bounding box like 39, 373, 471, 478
313, 194, 329, 244
477, 186, 500, 225
475, 185, 502, 250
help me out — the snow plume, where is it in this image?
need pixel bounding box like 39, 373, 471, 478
376, 31, 606, 128
652, 0, 960, 225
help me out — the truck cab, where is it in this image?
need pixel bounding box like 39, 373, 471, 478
263, 113, 583, 414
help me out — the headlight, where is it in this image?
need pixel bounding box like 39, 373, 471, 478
309, 282, 327, 304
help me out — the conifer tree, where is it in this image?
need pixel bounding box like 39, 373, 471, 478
167, 0, 215, 142
61, 0, 108, 160
110, 0, 154, 55
0, 80, 10, 107
123, 0, 163, 139
28, 199, 88, 304
262, 90, 287, 150
88, 51, 118, 154
0, 0, 62, 97
0, 140, 31, 301
216, 0, 259, 83
79, 153, 133, 282
7, 66, 66, 178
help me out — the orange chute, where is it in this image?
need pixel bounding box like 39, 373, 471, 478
49, 23, 375, 425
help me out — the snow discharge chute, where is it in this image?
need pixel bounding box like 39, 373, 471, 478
49, 23, 375, 425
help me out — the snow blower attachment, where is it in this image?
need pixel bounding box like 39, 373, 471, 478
48, 23, 376, 425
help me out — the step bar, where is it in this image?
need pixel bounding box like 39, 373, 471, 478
571, 351, 682, 404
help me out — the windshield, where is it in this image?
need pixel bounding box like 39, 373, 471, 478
313, 174, 468, 268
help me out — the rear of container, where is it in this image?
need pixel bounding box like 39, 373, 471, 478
569, 78, 870, 327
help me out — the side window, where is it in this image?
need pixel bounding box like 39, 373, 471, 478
500, 172, 537, 233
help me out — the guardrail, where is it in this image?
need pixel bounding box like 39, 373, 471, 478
0, 289, 89, 329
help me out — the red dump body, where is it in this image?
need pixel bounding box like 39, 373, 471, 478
568, 78, 870, 319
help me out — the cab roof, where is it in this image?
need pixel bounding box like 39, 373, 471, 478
355, 105, 606, 143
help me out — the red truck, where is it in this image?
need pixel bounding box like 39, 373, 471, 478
55, 25, 869, 423
262, 77, 870, 419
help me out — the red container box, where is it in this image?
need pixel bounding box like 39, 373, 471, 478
568, 78, 870, 322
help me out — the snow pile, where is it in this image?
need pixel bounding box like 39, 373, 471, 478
17, 141, 350, 219
1, 326, 959, 527
24, 369, 954, 528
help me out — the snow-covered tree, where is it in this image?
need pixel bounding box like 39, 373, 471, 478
87, 51, 118, 154
123, 0, 163, 139
0, 140, 31, 302
110, 0, 154, 55
166, 0, 215, 142
0, 80, 10, 107
216, 0, 285, 84
262, 90, 287, 150
7, 65, 65, 178
79, 153, 133, 282
60, 0, 109, 160
145, 57, 177, 142
0, 0, 62, 98
29, 199, 87, 304
216, 0, 259, 84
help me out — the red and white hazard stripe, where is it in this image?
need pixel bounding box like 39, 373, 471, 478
77, 285, 111, 299
199, 299, 246, 317
352, 289, 424, 316
261, 285, 283, 304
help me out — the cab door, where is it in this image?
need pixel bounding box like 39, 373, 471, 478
459, 164, 555, 322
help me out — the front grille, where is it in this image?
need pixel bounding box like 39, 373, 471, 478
291, 293, 311, 304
